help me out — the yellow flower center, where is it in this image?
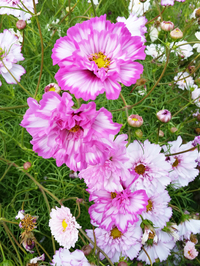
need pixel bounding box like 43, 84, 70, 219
148, 231, 155, 240
91, 52, 110, 69
135, 164, 146, 175
62, 220, 68, 231
132, 118, 138, 121
146, 200, 153, 212
110, 227, 122, 239
172, 157, 179, 167
20, 214, 37, 232
111, 192, 117, 199
70, 125, 80, 132
49, 87, 56, 91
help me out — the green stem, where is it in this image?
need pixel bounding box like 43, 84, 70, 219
0, 164, 13, 182
33, 0, 44, 99
156, 123, 160, 144
35, 240, 52, 260
0, 104, 28, 111
165, 146, 197, 157
145, 7, 166, 25
90, 0, 97, 16
142, 246, 152, 266
0, 242, 6, 261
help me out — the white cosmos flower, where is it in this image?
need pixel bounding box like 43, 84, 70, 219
193, 32, 200, 52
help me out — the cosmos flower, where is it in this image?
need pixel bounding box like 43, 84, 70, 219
161, 0, 185, 6
129, 0, 151, 16
51, 248, 91, 266
191, 87, 200, 107
20, 91, 121, 171
145, 44, 166, 62
52, 15, 146, 101
163, 136, 199, 188
174, 72, 194, 90
89, 185, 148, 233
79, 134, 131, 193
172, 41, 193, 59
117, 14, 147, 43
86, 223, 143, 263
124, 140, 171, 193
149, 26, 160, 42
178, 217, 200, 240
194, 32, 200, 52
49, 206, 81, 249
0, 29, 25, 87
0, 0, 38, 20
184, 241, 198, 260
156, 109, 171, 123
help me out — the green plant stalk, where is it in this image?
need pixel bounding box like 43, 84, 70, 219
145, 7, 166, 25
90, 0, 97, 16
166, 146, 197, 157
0, 163, 13, 182
3, 222, 23, 266
141, 246, 152, 266
0, 104, 28, 111
33, 0, 44, 99
40, 188, 56, 254
35, 240, 52, 260
0, 242, 6, 261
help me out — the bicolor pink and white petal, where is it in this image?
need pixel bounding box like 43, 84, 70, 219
86, 223, 142, 263
49, 206, 81, 249
79, 134, 131, 193
89, 187, 148, 233
20, 91, 121, 171
52, 15, 145, 101
163, 136, 199, 188
161, 0, 185, 6
0, 0, 38, 20
0, 29, 25, 86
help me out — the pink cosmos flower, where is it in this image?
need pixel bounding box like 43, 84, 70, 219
161, 0, 185, 6
20, 91, 121, 171
141, 189, 172, 229
0, 29, 25, 87
0, 0, 38, 20
163, 136, 199, 188
127, 114, 143, 127
116, 14, 147, 43
184, 241, 198, 260
138, 230, 175, 264
51, 248, 91, 266
79, 134, 131, 193
89, 186, 148, 233
124, 140, 171, 193
52, 15, 146, 101
44, 83, 61, 93
86, 223, 143, 263
49, 206, 81, 249
156, 109, 171, 123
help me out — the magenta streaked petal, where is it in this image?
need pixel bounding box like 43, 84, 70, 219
119, 61, 143, 86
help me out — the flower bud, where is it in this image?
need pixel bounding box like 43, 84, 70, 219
197, 114, 200, 122
139, 0, 147, 2
170, 28, 183, 39
188, 65, 195, 74
135, 129, 143, 138
136, 78, 147, 86
159, 130, 164, 137
128, 114, 143, 127
160, 21, 174, 31
44, 83, 61, 93
118, 262, 128, 266
156, 109, 171, 123
195, 8, 200, 18
195, 128, 200, 135
170, 127, 178, 133
16, 20, 26, 30
23, 162, 32, 170
137, 263, 143, 266
190, 234, 198, 244
81, 245, 92, 256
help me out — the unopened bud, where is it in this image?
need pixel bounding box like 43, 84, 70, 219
159, 130, 164, 137
44, 83, 61, 93
170, 127, 178, 133
194, 128, 200, 135
66, 6, 69, 12
198, 18, 200, 25
170, 28, 183, 39
197, 114, 200, 122
135, 129, 143, 138
16, 20, 26, 30
137, 263, 143, 266
23, 162, 32, 170
136, 78, 147, 86
118, 262, 128, 266
76, 198, 84, 204
188, 65, 195, 74
128, 114, 143, 127
81, 245, 92, 256
139, 0, 147, 2
160, 21, 174, 31
156, 109, 171, 123
195, 8, 200, 18
190, 234, 198, 244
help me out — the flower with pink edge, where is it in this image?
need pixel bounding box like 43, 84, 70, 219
128, 114, 143, 127
161, 0, 185, 6
156, 109, 171, 123
184, 241, 198, 260
160, 21, 174, 31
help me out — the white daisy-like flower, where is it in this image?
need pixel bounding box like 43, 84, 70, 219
193, 32, 200, 52
49, 206, 81, 249
172, 41, 193, 59
8, 28, 23, 44
178, 218, 200, 240
174, 72, 194, 90
191, 86, 200, 107
149, 26, 160, 42
145, 44, 166, 62
163, 136, 199, 188
129, 0, 151, 16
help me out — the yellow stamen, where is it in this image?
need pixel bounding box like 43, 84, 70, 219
111, 192, 117, 199
135, 164, 146, 175
70, 125, 80, 132
146, 200, 153, 212
20, 214, 37, 232
110, 227, 122, 239
132, 118, 138, 121
49, 87, 56, 91
62, 220, 68, 231
91, 52, 110, 69
172, 157, 179, 167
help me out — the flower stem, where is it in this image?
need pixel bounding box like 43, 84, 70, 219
145, 7, 166, 25
142, 246, 153, 266
165, 146, 197, 157
0, 242, 6, 261
35, 240, 52, 260
0, 104, 28, 111
90, 0, 97, 16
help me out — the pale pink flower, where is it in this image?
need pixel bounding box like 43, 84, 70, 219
127, 114, 143, 127
0, 29, 25, 87
30, 254, 45, 264
163, 136, 199, 188
117, 14, 147, 43
161, 0, 185, 6
170, 28, 183, 39
51, 248, 91, 266
156, 109, 171, 123
86, 223, 143, 263
0, 0, 38, 20
174, 72, 194, 90
52, 15, 146, 101
79, 134, 131, 193
20, 91, 121, 171
160, 21, 174, 31
124, 140, 171, 193
49, 206, 81, 249
172, 41, 193, 59
178, 218, 200, 240
184, 241, 198, 260
89, 186, 148, 233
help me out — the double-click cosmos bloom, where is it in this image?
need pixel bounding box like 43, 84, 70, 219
0, 0, 38, 20
20, 91, 121, 171
49, 206, 81, 249
52, 15, 146, 101
89, 185, 148, 233
0, 29, 25, 87
86, 223, 143, 263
